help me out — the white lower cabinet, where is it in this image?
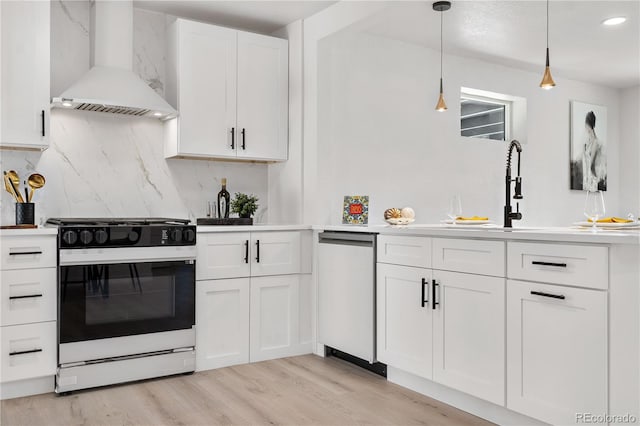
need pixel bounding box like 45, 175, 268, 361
250, 275, 300, 362
506, 279, 607, 425
432, 271, 505, 405
0, 321, 56, 383
196, 278, 250, 371
377, 263, 433, 379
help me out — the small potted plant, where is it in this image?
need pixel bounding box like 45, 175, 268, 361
230, 193, 259, 221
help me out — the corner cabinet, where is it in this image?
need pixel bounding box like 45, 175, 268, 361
0, 0, 50, 150
165, 19, 288, 162
195, 230, 310, 371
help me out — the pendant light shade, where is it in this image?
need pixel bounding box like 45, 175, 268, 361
540, 0, 556, 89
433, 1, 451, 111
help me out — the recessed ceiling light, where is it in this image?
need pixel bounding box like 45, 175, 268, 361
602, 17, 626, 26
153, 112, 163, 117
62, 101, 73, 107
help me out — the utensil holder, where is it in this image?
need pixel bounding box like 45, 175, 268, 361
16, 203, 35, 225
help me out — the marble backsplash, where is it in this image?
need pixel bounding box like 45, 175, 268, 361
0, 2, 269, 226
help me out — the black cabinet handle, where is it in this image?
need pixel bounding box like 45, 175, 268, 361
9, 251, 42, 256
9, 294, 43, 300
255, 240, 260, 263
532, 261, 567, 268
41, 110, 45, 137
241, 128, 246, 150
9, 348, 43, 356
231, 127, 235, 149
421, 278, 428, 307
432, 279, 439, 310
244, 240, 249, 264
531, 290, 565, 300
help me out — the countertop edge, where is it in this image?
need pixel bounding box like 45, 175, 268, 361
197, 224, 312, 233
0, 228, 58, 236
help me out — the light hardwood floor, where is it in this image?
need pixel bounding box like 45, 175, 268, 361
1, 355, 492, 426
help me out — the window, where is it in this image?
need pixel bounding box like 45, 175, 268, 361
460, 93, 511, 141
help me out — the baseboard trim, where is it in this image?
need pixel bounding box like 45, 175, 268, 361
1, 376, 54, 400
387, 367, 545, 426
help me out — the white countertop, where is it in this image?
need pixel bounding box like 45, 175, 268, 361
0, 227, 58, 236
197, 224, 312, 233
314, 224, 640, 245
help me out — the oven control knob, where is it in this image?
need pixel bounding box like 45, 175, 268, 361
95, 230, 108, 244
170, 229, 183, 242
128, 231, 139, 242
79, 230, 93, 245
184, 229, 195, 243
62, 230, 78, 245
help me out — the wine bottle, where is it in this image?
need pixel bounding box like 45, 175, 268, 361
217, 178, 230, 219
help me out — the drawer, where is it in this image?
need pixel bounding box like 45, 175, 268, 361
1, 236, 56, 270
432, 238, 505, 277
377, 235, 431, 268
507, 242, 608, 290
197, 232, 252, 280
250, 232, 301, 277
1, 268, 56, 326
0, 321, 56, 383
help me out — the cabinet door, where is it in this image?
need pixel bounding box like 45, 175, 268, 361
236, 32, 288, 161
0, 321, 56, 383
506, 280, 607, 425
177, 20, 237, 158
377, 263, 432, 379
250, 232, 300, 277
432, 271, 505, 405
196, 278, 250, 371
0, 0, 49, 149
196, 232, 251, 280
250, 275, 299, 362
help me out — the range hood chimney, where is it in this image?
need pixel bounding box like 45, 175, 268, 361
51, 0, 177, 120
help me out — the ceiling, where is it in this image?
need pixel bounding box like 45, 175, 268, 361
134, 0, 336, 34
361, 1, 639, 89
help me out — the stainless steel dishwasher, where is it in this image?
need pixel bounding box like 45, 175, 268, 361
318, 231, 381, 370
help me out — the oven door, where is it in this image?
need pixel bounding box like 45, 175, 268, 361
59, 260, 195, 344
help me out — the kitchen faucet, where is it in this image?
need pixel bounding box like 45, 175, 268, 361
504, 140, 523, 228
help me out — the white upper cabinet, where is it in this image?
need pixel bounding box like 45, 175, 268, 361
0, 0, 50, 150
165, 19, 288, 162
236, 32, 288, 161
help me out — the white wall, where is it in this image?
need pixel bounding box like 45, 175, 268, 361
268, 20, 304, 224
316, 32, 623, 227
0, 3, 269, 225
619, 85, 640, 217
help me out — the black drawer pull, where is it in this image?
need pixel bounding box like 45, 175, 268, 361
241, 128, 246, 150
244, 240, 249, 264
531, 290, 565, 300
9, 294, 43, 300
421, 278, 428, 307
432, 279, 439, 310
9, 251, 42, 256
255, 239, 260, 263
532, 261, 567, 268
9, 348, 43, 356
41, 110, 45, 137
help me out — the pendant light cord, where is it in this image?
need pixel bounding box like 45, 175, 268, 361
546, 0, 549, 49
440, 10, 444, 79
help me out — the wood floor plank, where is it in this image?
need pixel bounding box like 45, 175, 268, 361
0, 355, 493, 426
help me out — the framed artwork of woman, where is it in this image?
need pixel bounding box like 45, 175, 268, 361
570, 101, 607, 191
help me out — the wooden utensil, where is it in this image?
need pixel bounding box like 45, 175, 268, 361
3, 171, 21, 202
7, 170, 24, 203
27, 173, 45, 202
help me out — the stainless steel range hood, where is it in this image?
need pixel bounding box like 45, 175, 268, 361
51, 0, 177, 120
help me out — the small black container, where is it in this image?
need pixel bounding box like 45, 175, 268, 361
16, 203, 35, 225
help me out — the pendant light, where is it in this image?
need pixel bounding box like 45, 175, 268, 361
433, 1, 451, 111
539, 0, 556, 89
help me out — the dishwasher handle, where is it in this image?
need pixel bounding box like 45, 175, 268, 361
319, 231, 375, 247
